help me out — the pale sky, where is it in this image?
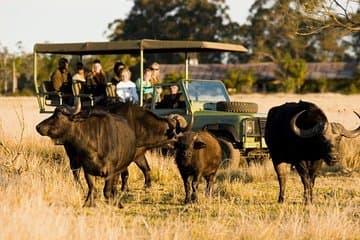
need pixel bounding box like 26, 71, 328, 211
0, 0, 254, 53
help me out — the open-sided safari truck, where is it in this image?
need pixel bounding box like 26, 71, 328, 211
33, 39, 268, 165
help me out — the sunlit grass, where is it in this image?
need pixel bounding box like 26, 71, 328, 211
0, 96, 360, 239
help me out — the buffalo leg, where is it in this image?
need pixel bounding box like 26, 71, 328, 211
104, 175, 123, 208
308, 160, 322, 203
83, 173, 97, 207
181, 174, 191, 204
64, 144, 84, 191
134, 153, 151, 189
204, 174, 215, 197
295, 161, 312, 204
273, 162, 288, 203
120, 169, 129, 192
191, 174, 201, 202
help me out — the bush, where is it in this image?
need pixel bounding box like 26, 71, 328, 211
224, 69, 256, 93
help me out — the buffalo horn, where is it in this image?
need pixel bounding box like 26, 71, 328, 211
182, 111, 194, 132
63, 96, 82, 115
341, 111, 360, 138
168, 112, 194, 134
290, 110, 327, 138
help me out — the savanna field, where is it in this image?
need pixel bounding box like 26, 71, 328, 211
0, 94, 360, 240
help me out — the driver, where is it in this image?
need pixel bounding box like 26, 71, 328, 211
157, 84, 184, 109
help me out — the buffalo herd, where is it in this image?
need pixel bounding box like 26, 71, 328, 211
36, 100, 360, 207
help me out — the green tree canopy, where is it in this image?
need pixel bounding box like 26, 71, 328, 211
107, 0, 242, 63
238, 0, 358, 62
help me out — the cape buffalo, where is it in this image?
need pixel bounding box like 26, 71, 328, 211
265, 101, 360, 204
36, 106, 136, 207
174, 130, 221, 204
64, 102, 191, 192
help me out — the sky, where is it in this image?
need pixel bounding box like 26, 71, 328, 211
0, 0, 254, 54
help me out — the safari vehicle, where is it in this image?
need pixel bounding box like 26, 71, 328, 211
33, 39, 268, 165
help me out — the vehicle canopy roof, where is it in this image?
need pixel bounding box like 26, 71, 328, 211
33, 39, 248, 55
33, 39, 247, 108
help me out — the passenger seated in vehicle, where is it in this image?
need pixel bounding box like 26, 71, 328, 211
150, 62, 162, 84
115, 67, 139, 103
86, 59, 107, 100
50, 57, 73, 105
110, 61, 126, 85
150, 62, 162, 102
50, 57, 72, 93
157, 84, 185, 109
106, 61, 126, 101
72, 62, 86, 95
136, 68, 154, 105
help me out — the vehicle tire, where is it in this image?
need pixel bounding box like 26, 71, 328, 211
216, 101, 258, 113
217, 138, 241, 168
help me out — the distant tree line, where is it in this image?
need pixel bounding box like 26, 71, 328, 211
0, 0, 359, 95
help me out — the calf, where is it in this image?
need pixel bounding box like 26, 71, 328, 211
174, 130, 221, 204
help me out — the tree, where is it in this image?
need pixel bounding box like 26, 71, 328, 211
297, 0, 360, 34
238, 0, 356, 62
240, 0, 313, 62
224, 68, 256, 93
275, 53, 308, 93
107, 0, 241, 63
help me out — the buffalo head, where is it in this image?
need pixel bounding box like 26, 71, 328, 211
175, 131, 206, 164
290, 110, 360, 165
36, 106, 78, 143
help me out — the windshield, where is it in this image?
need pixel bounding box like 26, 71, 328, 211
187, 80, 230, 102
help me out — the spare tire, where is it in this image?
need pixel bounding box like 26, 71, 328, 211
216, 101, 258, 113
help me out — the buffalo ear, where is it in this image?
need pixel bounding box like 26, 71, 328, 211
193, 141, 206, 149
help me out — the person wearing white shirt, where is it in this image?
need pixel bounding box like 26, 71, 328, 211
116, 67, 139, 103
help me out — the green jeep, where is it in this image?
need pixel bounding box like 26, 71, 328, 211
33, 39, 268, 166
150, 79, 268, 166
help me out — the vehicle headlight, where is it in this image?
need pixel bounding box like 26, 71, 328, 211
245, 120, 255, 135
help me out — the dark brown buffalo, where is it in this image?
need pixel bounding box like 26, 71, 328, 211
174, 130, 221, 204
67, 102, 191, 192
265, 101, 360, 204
36, 106, 136, 207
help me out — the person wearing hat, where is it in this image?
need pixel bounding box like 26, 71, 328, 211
51, 57, 72, 93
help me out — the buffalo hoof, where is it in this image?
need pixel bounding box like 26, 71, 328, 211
83, 200, 96, 208
144, 182, 151, 189
184, 197, 191, 204
191, 193, 197, 202
121, 185, 129, 192
105, 198, 124, 208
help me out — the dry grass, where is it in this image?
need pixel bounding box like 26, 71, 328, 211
0, 95, 360, 240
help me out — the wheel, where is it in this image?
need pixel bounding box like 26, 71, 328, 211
217, 138, 241, 168
216, 101, 258, 113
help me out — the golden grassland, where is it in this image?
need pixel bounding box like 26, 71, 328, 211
0, 95, 360, 240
